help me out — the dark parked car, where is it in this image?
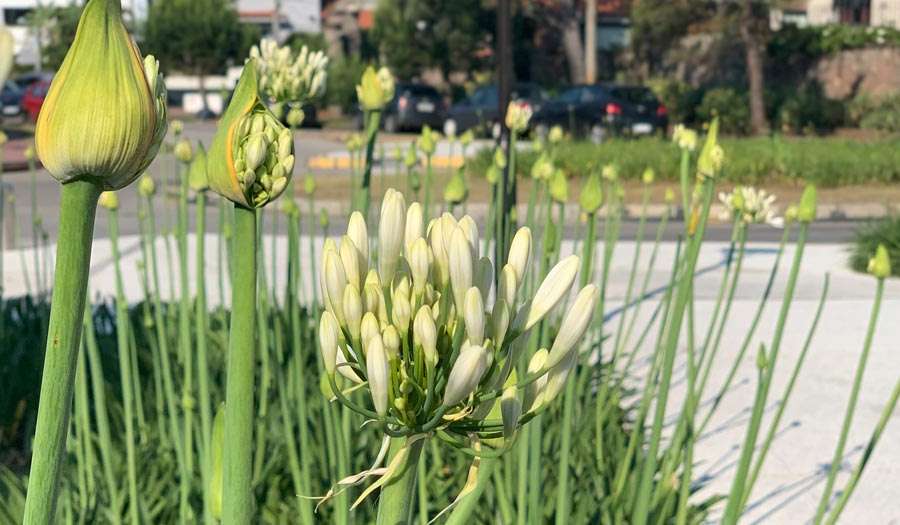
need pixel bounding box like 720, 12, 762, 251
532, 84, 667, 139
356, 83, 444, 132
445, 83, 546, 136
1, 81, 23, 119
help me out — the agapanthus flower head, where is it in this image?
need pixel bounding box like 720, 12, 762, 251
672, 123, 698, 152
207, 60, 294, 208
318, 187, 595, 471
250, 38, 328, 107
548, 125, 564, 144
530, 153, 554, 180
356, 65, 395, 111
505, 101, 533, 134
717, 186, 782, 227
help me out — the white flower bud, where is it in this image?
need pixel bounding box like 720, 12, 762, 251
442, 342, 489, 407
523, 349, 549, 413
366, 334, 390, 416
498, 264, 518, 307
490, 299, 510, 349
458, 215, 479, 258
540, 349, 576, 406
414, 305, 437, 367
404, 202, 424, 255
391, 288, 412, 336
360, 312, 381, 355
429, 217, 450, 287
409, 238, 431, 296
342, 283, 363, 344
382, 325, 401, 361
546, 285, 599, 369
347, 211, 369, 268
319, 311, 340, 375
340, 236, 363, 290
378, 189, 406, 285
464, 287, 485, 345
449, 227, 474, 314
501, 374, 521, 439
507, 227, 532, 283
323, 247, 348, 324
474, 256, 493, 304
525, 255, 580, 331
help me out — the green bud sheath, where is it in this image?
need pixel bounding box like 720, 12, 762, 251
868, 244, 891, 279
798, 184, 817, 223
188, 142, 209, 191
208, 60, 294, 209
579, 172, 603, 214
36, 0, 165, 190
697, 117, 720, 179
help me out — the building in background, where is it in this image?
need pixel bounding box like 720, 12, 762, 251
321, 0, 375, 58
236, 0, 321, 39
0, 0, 149, 65
781, 0, 900, 27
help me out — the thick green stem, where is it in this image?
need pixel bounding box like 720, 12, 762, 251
377, 438, 425, 525
222, 205, 258, 525
23, 180, 101, 525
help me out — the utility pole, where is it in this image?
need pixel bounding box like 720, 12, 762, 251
496, 0, 514, 266
271, 0, 283, 41
585, 0, 596, 83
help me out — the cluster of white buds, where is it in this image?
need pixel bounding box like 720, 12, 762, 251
233, 111, 295, 206
250, 39, 328, 105
718, 186, 783, 227
672, 123, 698, 152
505, 101, 533, 134
318, 188, 598, 447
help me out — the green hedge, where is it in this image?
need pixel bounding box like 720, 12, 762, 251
470, 136, 900, 187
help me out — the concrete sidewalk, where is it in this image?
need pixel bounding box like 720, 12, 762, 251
2, 235, 899, 522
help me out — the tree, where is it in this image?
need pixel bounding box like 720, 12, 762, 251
143, 0, 258, 114
630, 0, 708, 78
372, 0, 491, 83
737, 0, 771, 134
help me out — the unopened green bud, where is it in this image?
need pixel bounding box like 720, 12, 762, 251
549, 168, 568, 203
756, 344, 768, 371
797, 185, 817, 223
286, 107, 305, 128
601, 164, 618, 182
785, 204, 799, 223
98, 191, 118, 211
492, 147, 507, 169
138, 175, 156, 197
444, 171, 467, 204
36, 0, 168, 190
404, 141, 418, 167
696, 118, 722, 179
579, 172, 603, 214
319, 208, 330, 228
548, 125, 564, 144
188, 143, 209, 191
867, 244, 891, 279
174, 138, 193, 163
642, 167, 655, 185
304, 174, 316, 195
170, 120, 184, 136
417, 125, 437, 155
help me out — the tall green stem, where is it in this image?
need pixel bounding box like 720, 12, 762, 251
109, 207, 140, 524
813, 278, 884, 524
196, 193, 214, 524
222, 205, 258, 525
23, 180, 101, 525
376, 438, 425, 525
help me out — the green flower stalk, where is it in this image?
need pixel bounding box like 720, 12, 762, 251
24, 1, 167, 522
354, 65, 394, 214
418, 125, 438, 216
207, 59, 294, 525
317, 188, 597, 524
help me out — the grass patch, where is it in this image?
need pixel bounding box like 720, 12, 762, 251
471, 136, 900, 187
849, 216, 900, 275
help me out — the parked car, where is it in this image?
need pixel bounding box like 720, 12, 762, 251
1, 81, 23, 119
355, 82, 445, 132
21, 79, 52, 122
532, 84, 667, 140
445, 83, 546, 136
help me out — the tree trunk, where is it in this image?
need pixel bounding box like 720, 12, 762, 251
560, 0, 585, 83
740, 0, 770, 135
585, 0, 597, 83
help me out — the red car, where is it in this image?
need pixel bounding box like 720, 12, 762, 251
21, 79, 51, 122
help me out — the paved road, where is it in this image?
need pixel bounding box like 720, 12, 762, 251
0, 124, 868, 248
